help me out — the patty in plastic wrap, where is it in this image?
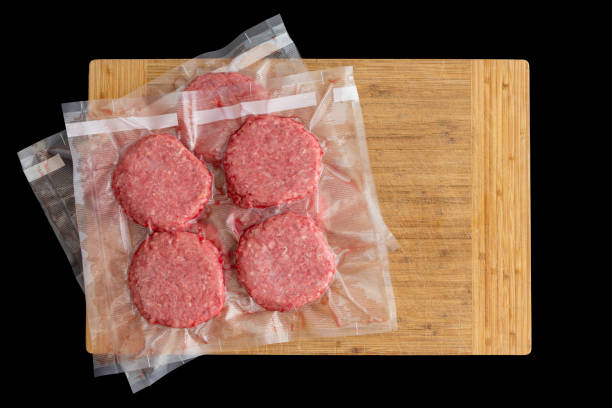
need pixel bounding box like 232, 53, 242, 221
224, 115, 323, 208
128, 231, 225, 328
112, 133, 212, 231
177, 72, 264, 163
236, 212, 335, 311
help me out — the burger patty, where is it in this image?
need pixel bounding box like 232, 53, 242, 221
236, 212, 335, 311
128, 231, 225, 328
112, 133, 212, 231
223, 115, 323, 208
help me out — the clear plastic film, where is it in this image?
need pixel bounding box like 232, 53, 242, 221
63, 65, 398, 376
18, 131, 83, 289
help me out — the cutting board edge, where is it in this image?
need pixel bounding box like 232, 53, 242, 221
471, 59, 531, 355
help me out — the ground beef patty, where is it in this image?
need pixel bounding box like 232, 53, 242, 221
112, 133, 212, 231
128, 231, 225, 328
177, 72, 264, 163
236, 212, 335, 311
224, 115, 323, 208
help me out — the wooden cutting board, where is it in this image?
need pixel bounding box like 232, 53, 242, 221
88, 59, 531, 355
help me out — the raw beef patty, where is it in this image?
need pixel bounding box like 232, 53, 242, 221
236, 212, 335, 311
112, 133, 212, 231
128, 231, 225, 328
224, 115, 323, 208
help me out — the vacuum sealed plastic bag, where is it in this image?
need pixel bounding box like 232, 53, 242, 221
63, 65, 397, 375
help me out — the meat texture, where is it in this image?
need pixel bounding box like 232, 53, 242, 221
128, 231, 225, 328
236, 212, 335, 311
224, 115, 323, 208
112, 133, 212, 231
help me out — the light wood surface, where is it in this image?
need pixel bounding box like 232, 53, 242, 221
471, 61, 531, 353
88, 59, 531, 355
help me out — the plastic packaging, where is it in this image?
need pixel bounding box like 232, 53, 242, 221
63, 65, 398, 375
18, 131, 83, 289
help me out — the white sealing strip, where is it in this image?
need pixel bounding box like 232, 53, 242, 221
65, 113, 177, 138
194, 92, 317, 125
333, 85, 359, 102
219, 32, 292, 73
24, 154, 65, 182
65, 85, 357, 137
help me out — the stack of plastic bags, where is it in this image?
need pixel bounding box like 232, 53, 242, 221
17, 15, 397, 392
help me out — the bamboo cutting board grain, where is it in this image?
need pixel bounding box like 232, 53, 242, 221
87, 59, 531, 355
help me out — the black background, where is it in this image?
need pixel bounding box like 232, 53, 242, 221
7, 3, 548, 402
